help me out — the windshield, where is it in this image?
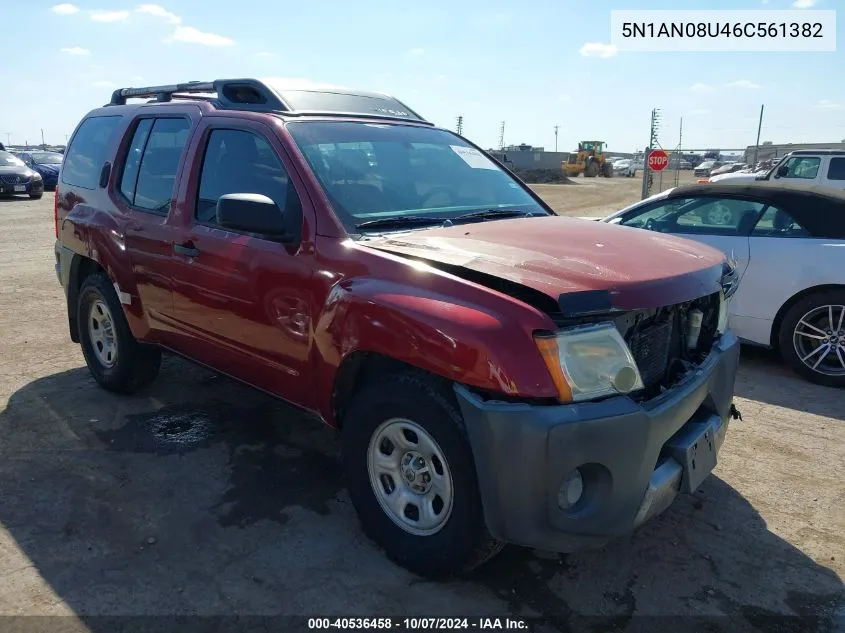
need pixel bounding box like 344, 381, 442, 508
0, 152, 25, 167
30, 152, 63, 164
286, 121, 548, 232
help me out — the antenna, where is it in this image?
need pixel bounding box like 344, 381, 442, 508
456, 116, 464, 136
554, 125, 560, 152
498, 121, 505, 151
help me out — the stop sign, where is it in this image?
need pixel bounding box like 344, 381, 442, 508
648, 149, 669, 171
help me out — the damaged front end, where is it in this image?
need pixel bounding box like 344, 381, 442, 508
421, 255, 740, 405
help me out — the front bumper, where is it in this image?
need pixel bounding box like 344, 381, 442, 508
455, 330, 740, 553
0, 179, 43, 195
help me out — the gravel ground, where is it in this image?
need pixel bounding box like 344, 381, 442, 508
0, 191, 842, 633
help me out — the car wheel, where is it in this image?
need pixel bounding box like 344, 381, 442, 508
29, 192, 43, 200
341, 370, 504, 577
78, 272, 162, 393
778, 290, 845, 388
705, 204, 736, 226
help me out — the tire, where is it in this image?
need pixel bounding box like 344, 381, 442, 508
29, 193, 43, 200
584, 161, 598, 178
77, 272, 161, 394
777, 290, 845, 388
341, 370, 504, 577
602, 162, 613, 178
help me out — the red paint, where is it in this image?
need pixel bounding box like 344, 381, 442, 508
648, 149, 669, 172
58, 101, 727, 426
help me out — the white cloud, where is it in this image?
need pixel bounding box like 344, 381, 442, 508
164, 26, 234, 46
92, 80, 117, 88
52, 3, 80, 14
690, 82, 714, 93
256, 51, 275, 58
131, 75, 144, 83
90, 10, 130, 22
578, 42, 618, 58
407, 48, 425, 57
434, 74, 447, 82
60, 46, 91, 55
725, 79, 761, 89
558, 94, 571, 102
793, 0, 816, 7
815, 99, 844, 110
135, 4, 181, 24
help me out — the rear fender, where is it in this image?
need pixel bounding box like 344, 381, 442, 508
61, 205, 150, 341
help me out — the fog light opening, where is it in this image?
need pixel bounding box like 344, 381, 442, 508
557, 468, 584, 510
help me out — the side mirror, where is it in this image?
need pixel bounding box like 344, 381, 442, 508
775, 165, 788, 178
216, 193, 290, 240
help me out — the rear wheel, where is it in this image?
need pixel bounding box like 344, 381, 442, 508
778, 290, 845, 388
341, 371, 504, 577
78, 272, 161, 393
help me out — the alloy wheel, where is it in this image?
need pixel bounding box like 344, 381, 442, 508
792, 304, 845, 376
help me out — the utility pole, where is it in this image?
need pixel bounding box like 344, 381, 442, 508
498, 121, 505, 151
641, 108, 662, 200
4, 133, 10, 146
675, 117, 683, 187
554, 125, 559, 152
41, 128, 46, 149
753, 104, 765, 166
456, 116, 464, 136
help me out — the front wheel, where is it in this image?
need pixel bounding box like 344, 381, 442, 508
341, 371, 504, 577
78, 272, 162, 393
778, 291, 845, 388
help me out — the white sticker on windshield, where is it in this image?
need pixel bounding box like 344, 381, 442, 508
450, 145, 498, 170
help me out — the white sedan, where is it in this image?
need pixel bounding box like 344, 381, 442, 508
598, 182, 845, 388
612, 158, 638, 177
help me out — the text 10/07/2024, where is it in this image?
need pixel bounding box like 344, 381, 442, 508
307, 617, 529, 631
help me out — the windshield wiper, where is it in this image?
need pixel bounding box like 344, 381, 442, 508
449, 209, 536, 224
355, 216, 446, 230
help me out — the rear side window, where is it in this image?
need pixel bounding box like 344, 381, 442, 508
827, 157, 845, 181
61, 115, 122, 189
119, 119, 154, 202
120, 117, 191, 213
752, 206, 810, 238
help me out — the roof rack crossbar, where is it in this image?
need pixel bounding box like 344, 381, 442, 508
105, 77, 430, 123
110, 81, 216, 105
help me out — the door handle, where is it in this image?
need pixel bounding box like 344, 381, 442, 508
173, 241, 200, 257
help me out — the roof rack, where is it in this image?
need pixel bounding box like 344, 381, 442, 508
107, 78, 432, 124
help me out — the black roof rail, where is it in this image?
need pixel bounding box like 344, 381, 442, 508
105, 77, 432, 124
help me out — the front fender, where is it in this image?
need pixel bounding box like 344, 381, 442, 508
312, 276, 560, 422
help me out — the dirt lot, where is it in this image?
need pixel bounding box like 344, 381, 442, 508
532, 169, 702, 218
1, 187, 843, 632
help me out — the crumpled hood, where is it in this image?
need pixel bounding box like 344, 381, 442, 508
363, 215, 727, 312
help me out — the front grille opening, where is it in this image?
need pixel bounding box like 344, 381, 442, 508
619, 292, 721, 401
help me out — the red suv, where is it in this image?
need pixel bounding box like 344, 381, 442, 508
54, 78, 741, 577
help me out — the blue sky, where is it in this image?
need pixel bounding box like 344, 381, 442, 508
2, 0, 842, 153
